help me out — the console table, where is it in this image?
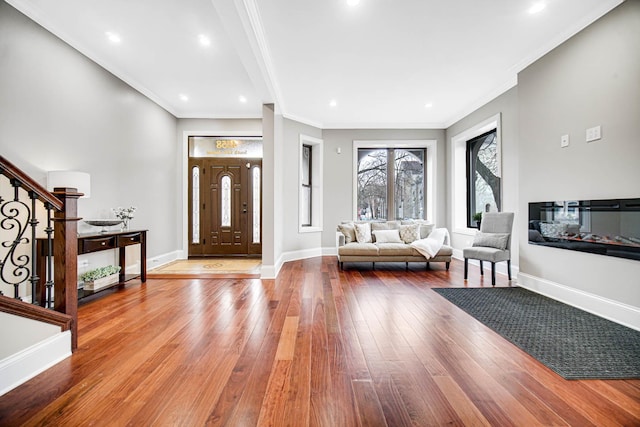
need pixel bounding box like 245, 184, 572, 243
36, 229, 147, 301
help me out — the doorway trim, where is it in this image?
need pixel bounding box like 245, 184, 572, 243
181, 130, 262, 262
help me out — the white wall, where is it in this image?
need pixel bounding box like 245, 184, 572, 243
321, 128, 446, 248
517, 1, 640, 326
0, 312, 60, 359
260, 104, 285, 278
0, 2, 179, 269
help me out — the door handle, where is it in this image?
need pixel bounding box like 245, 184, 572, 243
243, 209, 247, 213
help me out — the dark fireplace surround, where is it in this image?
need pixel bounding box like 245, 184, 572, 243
529, 198, 640, 261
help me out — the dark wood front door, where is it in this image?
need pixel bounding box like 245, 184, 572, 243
189, 158, 262, 256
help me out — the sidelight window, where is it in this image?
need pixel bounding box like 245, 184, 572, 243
252, 167, 261, 243
192, 166, 200, 244
221, 175, 231, 227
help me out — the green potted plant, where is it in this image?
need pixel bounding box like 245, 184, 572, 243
81, 265, 121, 291
472, 212, 483, 230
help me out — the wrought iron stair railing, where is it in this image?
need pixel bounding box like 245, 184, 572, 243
0, 155, 79, 350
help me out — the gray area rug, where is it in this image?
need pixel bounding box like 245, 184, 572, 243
433, 287, 640, 380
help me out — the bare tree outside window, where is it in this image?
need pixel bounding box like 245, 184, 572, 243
357, 149, 387, 220
467, 130, 500, 226
394, 149, 424, 220
357, 148, 425, 220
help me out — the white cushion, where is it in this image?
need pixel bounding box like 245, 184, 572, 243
354, 222, 372, 243
372, 229, 403, 243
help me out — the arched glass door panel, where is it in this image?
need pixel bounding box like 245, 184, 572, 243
221, 175, 231, 227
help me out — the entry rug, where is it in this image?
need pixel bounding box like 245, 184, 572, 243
433, 287, 640, 380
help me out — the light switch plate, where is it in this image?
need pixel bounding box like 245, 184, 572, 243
561, 134, 569, 148
586, 125, 602, 142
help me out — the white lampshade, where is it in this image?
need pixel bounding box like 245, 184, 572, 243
47, 171, 91, 198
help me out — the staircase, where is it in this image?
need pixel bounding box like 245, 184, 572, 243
0, 156, 80, 395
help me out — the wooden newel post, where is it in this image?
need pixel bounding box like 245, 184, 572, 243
53, 187, 82, 351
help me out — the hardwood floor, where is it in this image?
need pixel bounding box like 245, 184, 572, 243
1, 257, 638, 426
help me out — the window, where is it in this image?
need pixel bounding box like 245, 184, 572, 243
221, 175, 231, 227
354, 142, 435, 221
252, 167, 261, 243
452, 113, 502, 233
299, 134, 323, 232
301, 145, 312, 226
466, 129, 500, 227
191, 166, 200, 244
394, 149, 425, 220
356, 149, 388, 220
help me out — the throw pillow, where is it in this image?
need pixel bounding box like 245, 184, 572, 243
354, 222, 372, 243
372, 229, 403, 244
370, 222, 390, 242
338, 223, 356, 244
399, 223, 420, 244
472, 232, 510, 250
419, 224, 434, 239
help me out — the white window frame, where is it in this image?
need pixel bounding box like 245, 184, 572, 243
299, 134, 323, 233
452, 113, 502, 235
352, 140, 437, 223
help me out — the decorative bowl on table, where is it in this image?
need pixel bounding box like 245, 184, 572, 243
84, 219, 122, 232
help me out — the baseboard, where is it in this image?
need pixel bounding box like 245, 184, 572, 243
518, 273, 640, 331
0, 331, 71, 396
452, 249, 520, 279
323, 246, 338, 256
260, 257, 282, 279
282, 247, 324, 263
147, 250, 182, 272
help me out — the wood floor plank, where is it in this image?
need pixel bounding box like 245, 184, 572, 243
351, 379, 388, 427
0, 257, 637, 426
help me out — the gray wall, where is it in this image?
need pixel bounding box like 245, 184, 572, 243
321, 128, 446, 248
0, 2, 179, 259
445, 87, 519, 261
282, 118, 323, 253
518, 1, 640, 306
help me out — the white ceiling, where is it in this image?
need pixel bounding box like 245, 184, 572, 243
7, 0, 623, 129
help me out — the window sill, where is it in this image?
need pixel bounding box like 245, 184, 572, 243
299, 226, 322, 234
453, 227, 478, 236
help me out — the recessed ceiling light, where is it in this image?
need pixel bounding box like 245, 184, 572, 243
347, 0, 360, 6
239, 95, 247, 103
179, 94, 189, 102
528, 2, 546, 14
198, 34, 211, 46
424, 102, 433, 108
105, 32, 121, 43
329, 99, 337, 107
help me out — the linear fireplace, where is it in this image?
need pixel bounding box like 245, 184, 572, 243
528, 198, 640, 261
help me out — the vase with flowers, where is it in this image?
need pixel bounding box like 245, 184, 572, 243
112, 206, 136, 231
